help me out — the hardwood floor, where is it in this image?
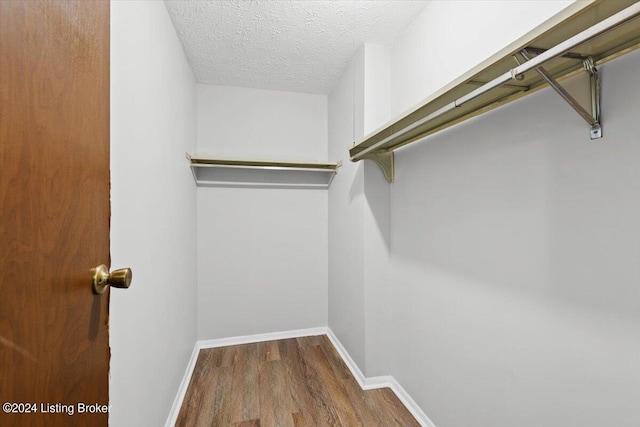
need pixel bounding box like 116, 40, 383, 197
176, 335, 420, 426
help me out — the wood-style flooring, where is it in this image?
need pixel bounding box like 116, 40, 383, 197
176, 335, 420, 426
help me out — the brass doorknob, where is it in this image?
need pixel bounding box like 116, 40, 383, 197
92, 264, 132, 294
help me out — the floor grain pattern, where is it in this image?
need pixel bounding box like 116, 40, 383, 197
176, 335, 419, 427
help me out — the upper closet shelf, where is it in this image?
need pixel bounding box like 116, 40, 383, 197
350, 0, 640, 183
187, 154, 341, 188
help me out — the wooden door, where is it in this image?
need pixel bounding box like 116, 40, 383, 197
0, 1, 110, 426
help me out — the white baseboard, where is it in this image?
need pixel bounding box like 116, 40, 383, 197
164, 343, 200, 427
324, 328, 436, 427
323, 327, 367, 386
387, 378, 435, 427
165, 326, 435, 427
198, 326, 328, 349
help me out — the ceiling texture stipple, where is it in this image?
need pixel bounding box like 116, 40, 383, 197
164, 0, 429, 94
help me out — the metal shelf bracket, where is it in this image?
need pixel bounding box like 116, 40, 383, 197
584, 57, 602, 140
367, 151, 394, 183
520, 50, 602, 139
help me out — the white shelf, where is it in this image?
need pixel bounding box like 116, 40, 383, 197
187, 154, 341, 188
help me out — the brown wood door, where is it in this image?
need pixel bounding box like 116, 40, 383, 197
0, 1, 110, 426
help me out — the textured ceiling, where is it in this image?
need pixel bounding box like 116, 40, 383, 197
164, 0, 429, 94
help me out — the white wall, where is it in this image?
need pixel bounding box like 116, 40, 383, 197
328, 44, 394, 377
328, 48, 367, 369
362, 45, 393, 377
390, 49, 640, 427
382, 2, 640, 426
196, 85, 328, 340
110, 1, 197, 426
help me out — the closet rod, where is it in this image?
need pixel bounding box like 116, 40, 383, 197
351, 1, 640, 161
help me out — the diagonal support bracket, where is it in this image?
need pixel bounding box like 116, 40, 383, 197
365, 151, 394, 183
520, 49, 602, 139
